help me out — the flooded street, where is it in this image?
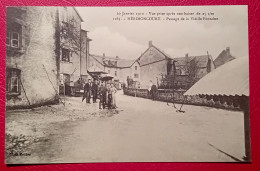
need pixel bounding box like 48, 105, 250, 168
5, 91, 245, 163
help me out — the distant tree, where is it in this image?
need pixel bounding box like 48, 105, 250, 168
60, 16, 81, 55
184, 56, 200, 88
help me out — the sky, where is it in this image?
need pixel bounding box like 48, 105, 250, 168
76, 6, 248, 60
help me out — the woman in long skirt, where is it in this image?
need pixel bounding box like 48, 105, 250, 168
111, 84, 117, 108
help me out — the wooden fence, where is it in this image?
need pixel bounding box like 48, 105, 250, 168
123, 88, 243, 110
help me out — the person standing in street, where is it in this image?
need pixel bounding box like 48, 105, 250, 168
99, 82, 107, 109
92, 80, 98, 103
84, 79, 92, 103
148, 80, 153, 96
106, 84, 112, 108
111, 83, 117, 108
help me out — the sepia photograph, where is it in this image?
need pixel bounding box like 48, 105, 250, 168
5, 5, 249, 164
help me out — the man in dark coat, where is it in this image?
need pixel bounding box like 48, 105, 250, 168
83, 79, 92, 103
98, 82, 107, 109
92, 80, 98, 103
151, 84, 158, 101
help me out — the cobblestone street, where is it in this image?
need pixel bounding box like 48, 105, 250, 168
5, 90, 245, 163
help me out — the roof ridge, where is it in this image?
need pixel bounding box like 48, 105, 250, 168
150, 44, 174, 59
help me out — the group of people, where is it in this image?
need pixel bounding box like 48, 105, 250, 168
82, 79, 117, 109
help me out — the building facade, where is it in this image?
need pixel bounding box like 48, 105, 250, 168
58, 7, 84, 86
6, 7, 89, 108
80, 29, 91, 81
137, 41, 175, 89
88, 54, 135, 84
174, 54, 215, 89
136, 41, 215, 90
6, 7, 59, 108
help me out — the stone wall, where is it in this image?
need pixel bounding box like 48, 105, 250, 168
6, 7, 59, 108
123, 88, 242, 110
140, 60, 167, 89
138, 45, 169, 89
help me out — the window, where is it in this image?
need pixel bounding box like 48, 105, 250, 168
11, 32, 19, 48
6, 31, 20, 48
62, 48, 70, 62
61, 22, 70, 38
135, 66, 137, 70
63, 74, 70, 84
115, 71, 117, 76
134, 73, 139, 78
6, 22, 22, 48
6, 68, 21, 94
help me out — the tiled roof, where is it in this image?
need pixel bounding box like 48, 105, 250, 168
151, 45, 174, 60
173, 55, 211, 68
88, 65, 104, 72
117, 59, 135, 68
214, 49, 235, 68
89, 54, 134, 68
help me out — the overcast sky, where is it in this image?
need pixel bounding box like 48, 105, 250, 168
76, 6, 248, 60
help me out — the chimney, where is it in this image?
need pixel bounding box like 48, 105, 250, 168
149, 41, 153, 48
226, 47, 230, 53
116, 56, 119, 60
103, 53, 105, 57
185, 53, 189, 58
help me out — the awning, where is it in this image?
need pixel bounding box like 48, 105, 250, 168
100, 73, 114, 81
184, 57, 249, 96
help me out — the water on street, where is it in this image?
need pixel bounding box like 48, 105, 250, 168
5, 90, 245, 163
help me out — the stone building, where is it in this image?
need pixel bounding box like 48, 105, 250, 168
136, 41, 175, 89
129, 60, 141, 84
88, 54, 135, 84
173, 53, 215, 89
6, 7, 89, 108
6, 7, 59, 108
58, 7, 87, 86
214, 47, 235, 68
79, 29, 91, 81
136, 41, 215, 90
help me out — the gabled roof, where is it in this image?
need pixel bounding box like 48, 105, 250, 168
173, 55, 211, 68
73, 7, 83, 22
118, 59, 135, 68
88, 65, 104, 73
151, 44, 174, 60
89, 54, 135, 68
214, 48, 235, 68
137, 43, 175, 66
89, 54, 104, 66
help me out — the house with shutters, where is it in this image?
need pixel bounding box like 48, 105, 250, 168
6, 7, 89, 108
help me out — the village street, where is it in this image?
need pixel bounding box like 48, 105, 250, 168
5, 91, 245, 164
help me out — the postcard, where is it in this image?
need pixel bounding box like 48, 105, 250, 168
5, 5, 249, 164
